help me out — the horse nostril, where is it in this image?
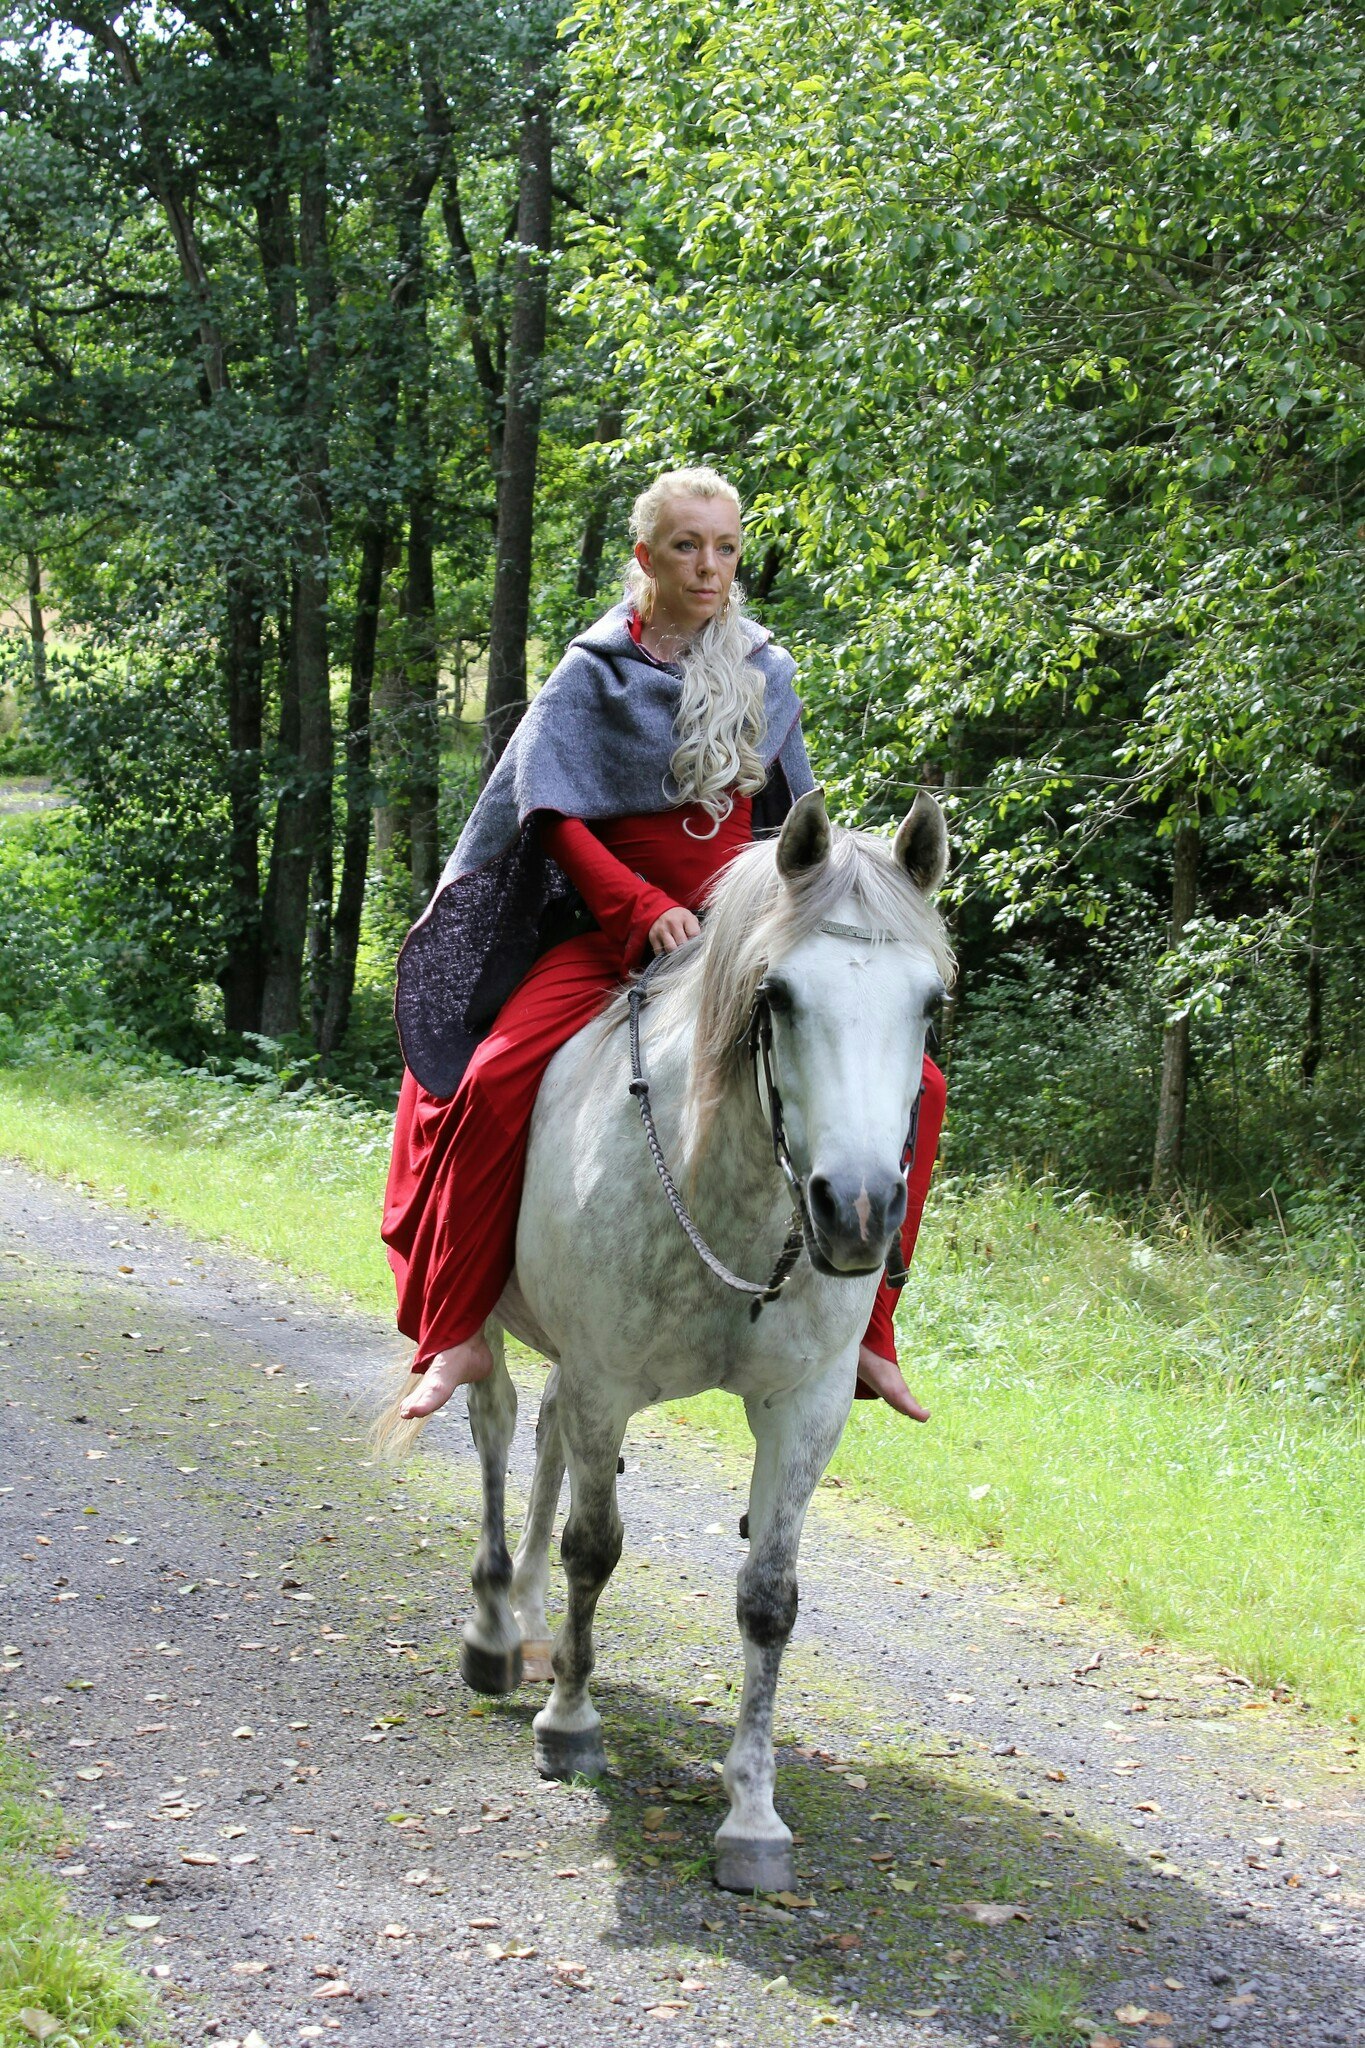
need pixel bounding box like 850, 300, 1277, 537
807, 1174, 840, 1233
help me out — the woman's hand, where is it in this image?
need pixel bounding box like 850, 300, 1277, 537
648, 906, 701, 955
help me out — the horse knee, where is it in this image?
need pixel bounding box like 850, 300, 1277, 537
561, 1512, 622, 1593
737, 1561, 798, 1648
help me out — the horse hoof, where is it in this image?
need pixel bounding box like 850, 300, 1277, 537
521, 1639, 554, 1683
534, 1725, 608, 1781
459, 1639, 523, 1696
713, 1839, 795, 1894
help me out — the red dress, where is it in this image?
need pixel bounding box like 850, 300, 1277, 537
383, 796, 947, 1379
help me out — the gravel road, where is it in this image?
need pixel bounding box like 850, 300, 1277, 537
1, 1161, 1361, 2048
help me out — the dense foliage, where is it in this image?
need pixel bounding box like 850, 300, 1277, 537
1, 0, 1362, 1219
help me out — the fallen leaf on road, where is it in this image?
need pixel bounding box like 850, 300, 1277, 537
889, 1877, 918, 1894
241, 2033, 271, 2048
954, 1901, 1031, 1926
221, 1826, 248, 1840
1115, 2007, 1150, 2024
770, 1892, 813, 1909
645, 2003, 689, 2017
124, 1914, 160, 1930
231, 1727, 254, 1740
381, 1925, 409, 1939
641, 1806, 669, 1829
485, 1943, 537, 1962
231, 1960, 271, 1975
313, 1980, 354, 1999
554, 1867, 581, 1879
1046, 1769, 1067, 1783
467, 1917, 499, 1929
182, 1852, 220, 1866
843, 1773, 868, 1789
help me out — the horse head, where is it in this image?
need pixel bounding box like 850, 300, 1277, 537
761, 787, 952, 1277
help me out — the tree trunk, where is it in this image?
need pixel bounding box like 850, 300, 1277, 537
260, 0, 336, 1039
1150, 810, 1200, 1203
751, 542, 783, 605
25, 550, 48, 702
372, 544, 405, 863
482, 59, 555, 777
260, 585, 302, 1034
574, 405, 623, 618
1301, 842, 1324, 1091
404, 476, 441, 907
317, 518, 387, 1059
221, 572, 265, 1033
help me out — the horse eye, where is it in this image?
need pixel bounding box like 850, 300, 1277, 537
762, 978, 794, 1016
923, 989, 944, 1021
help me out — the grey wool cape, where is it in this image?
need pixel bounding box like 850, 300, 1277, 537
395, 603, 816, 1098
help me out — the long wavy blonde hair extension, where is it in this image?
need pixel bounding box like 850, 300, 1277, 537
624, 467, 768, 836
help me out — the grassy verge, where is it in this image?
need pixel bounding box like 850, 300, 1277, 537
0, 1051, 1361, 1723
0, 1743, 163, 2047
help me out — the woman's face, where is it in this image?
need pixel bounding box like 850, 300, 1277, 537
635, 493, 741, 634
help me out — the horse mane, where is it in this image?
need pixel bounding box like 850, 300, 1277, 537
596, 823, 956, 1154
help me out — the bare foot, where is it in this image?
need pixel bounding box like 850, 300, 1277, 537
856, 1343, 930, 1422
399, 1333, 495, 1420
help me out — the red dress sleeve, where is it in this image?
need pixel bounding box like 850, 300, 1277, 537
540, 814, 680, 970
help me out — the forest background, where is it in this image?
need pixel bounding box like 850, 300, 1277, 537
1, 0, 1362, 1310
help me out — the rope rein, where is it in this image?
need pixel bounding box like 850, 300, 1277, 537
626, 922, 923, 1320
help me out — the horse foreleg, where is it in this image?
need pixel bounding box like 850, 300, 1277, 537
459, 1327, 523, 1695
510, 1366, 566, 1682
531, 1388, 630, 1780
715, 1374, 853, 1893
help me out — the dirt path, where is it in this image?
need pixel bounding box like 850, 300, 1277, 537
1, 1160, 1361, 2048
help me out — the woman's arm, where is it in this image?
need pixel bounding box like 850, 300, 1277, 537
540, 814, 681, 968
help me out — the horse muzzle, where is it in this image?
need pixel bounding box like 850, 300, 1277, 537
804, 1168, 907, 1277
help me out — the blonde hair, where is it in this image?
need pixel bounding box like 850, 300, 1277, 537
624, 466, 767, 836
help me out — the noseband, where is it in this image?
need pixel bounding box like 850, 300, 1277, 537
626, 921, 925, 1320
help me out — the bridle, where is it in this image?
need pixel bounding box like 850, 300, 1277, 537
626, 921, 925, 1322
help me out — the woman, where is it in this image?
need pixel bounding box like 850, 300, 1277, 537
384, 466, 946, 1423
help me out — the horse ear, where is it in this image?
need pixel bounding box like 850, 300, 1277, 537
893, 791, 949, 894
776, 787, 832, 879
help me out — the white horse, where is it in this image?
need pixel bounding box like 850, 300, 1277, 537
377, 788, 952, 1892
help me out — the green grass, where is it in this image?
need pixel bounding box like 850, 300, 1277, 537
1, 1051, 1362, 1725
0, 1742, 164, 2047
